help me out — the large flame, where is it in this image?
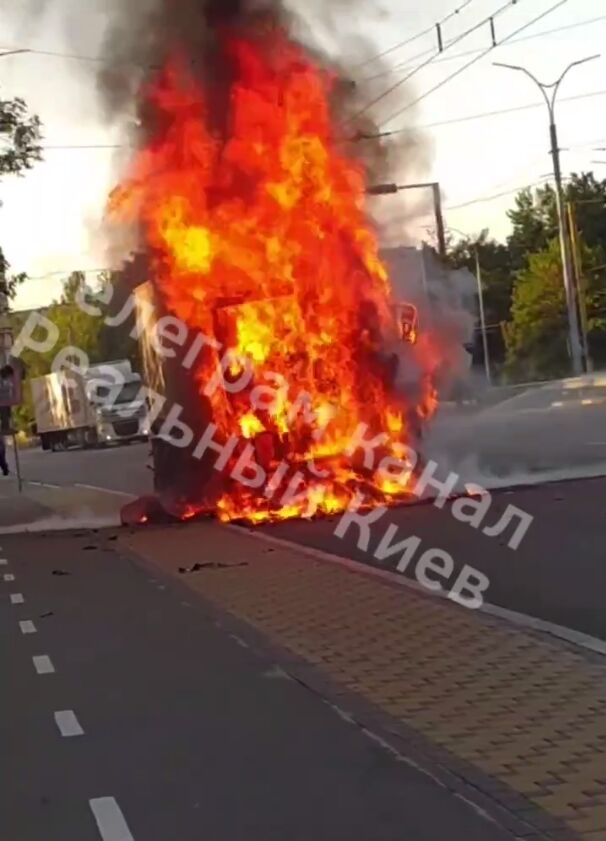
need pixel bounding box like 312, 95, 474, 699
110, 23, 440, 524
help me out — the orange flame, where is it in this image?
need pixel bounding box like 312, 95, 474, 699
110, 25, 440, 524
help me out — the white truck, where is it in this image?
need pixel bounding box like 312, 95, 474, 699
31, 360, 150, 451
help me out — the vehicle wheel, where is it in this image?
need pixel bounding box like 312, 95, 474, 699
84, 430, 99, 449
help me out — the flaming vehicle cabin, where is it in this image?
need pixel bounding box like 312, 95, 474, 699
132, 276, 428, 525
111, 6, 443, 525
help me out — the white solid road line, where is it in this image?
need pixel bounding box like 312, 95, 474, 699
19, 620, 36, 634
76, 483, 135, 498
89, 797, 135, 841
32, 655, 55, 675
4, 573, 15, 582
54, 710, 84, 737
10, 593, 24, 604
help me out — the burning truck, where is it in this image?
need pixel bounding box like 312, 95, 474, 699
110, 1, 446, 526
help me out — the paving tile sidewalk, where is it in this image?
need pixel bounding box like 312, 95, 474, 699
122, 522, 606, 841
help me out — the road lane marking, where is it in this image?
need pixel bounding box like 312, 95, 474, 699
19, 620, 36, 634
76, 484, 135, 498
89, 797, 135, 841
0, 558, 7, 565
54, 710, 84, 737
4, 573, 15, 582
10, 593, 24, 604
33, 655, 55, 674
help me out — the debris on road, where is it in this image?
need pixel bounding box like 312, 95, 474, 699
52, 569, 70, 576
178, 561, 248, 574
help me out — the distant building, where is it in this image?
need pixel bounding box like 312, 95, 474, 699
381, 243, 480, 396
381, 243, 478, 321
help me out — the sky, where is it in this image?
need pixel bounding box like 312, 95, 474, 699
1, 0, 605, 310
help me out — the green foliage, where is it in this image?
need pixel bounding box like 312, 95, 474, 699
11, 268, 144, 432
447, 229, 514, 326
11, 272, 106, 431
447, 171, 606, 382
0, 96, 42, 177
0, 94, 43, 303
504, 240, 569, 380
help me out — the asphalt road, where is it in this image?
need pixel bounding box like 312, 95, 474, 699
0, 533, 514, 841
10, 442, 152, 497
262, 474, 606, 641
4, 393, 606, 639
10, 394, 606, 496
425, 399, 606, 480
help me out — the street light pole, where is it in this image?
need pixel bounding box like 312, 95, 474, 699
494, 56, 600, 376
448, 227, 492, 386
474, 248, 492, 386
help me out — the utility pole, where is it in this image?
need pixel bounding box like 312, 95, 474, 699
367, 181, 447, 260
494, 56, 600, 377
448, 227, 492, 386
474, 248, 492, 386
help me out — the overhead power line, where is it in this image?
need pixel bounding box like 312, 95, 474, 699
353, 0, 521, 120
446, 176, 557, 211
377, 87, 606, 135
41, 144, 125, 150
361, 14, 606, 82
35, 88, 606, 151
357, 0, 478, 68
380, 0, 572, 127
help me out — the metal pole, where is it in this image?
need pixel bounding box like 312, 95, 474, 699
432, 183, 447, 261
12, 432, 22, 493
493, 57, 600, 376
367, 181, 447, 259
475, 248, 492, 386
567, 201, 592, 370
549, 118, 584, 374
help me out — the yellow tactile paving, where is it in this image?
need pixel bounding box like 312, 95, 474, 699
123, 522, 606, 839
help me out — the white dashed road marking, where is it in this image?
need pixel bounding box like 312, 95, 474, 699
32, 655, 55, 675
54, 710, 84, 737
10, 593, 24, 604
19, 620, 36, 634
0, 558, 7, 565
89, 797, 135, 841
4, 573, 15, 582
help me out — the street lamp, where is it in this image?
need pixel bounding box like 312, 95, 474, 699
448, 229, 491, 386
367, 181, 446, 260
493, 56, 600, 376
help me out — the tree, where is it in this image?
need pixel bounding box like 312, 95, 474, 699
0, 96, 42, 175
504, 239, 569, 380
446, 230, 514, 371
97, 253, 148, 369
507, 173, 606, 271
504, 234, 606, 380
11, 272, 105, 431
507, 184, 558, 269
0, 94, 43, 298
447, 229, 514, 327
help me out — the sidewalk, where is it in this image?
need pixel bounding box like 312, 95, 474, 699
122, 521, 606, 841
0, 479, 130, 531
